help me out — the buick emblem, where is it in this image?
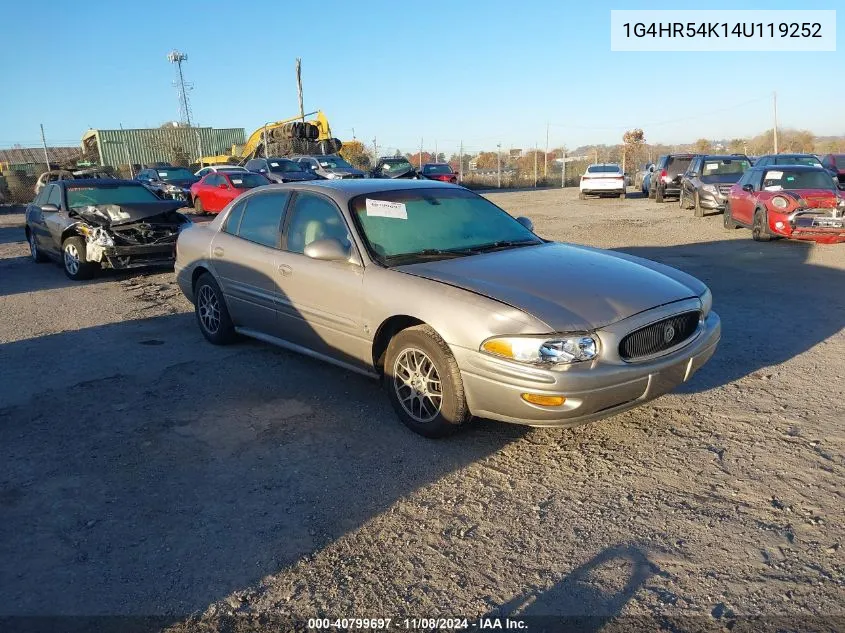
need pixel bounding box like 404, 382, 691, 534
663, 324, 676, 343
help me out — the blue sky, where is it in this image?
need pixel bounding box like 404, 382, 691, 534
0, 0, 841, 156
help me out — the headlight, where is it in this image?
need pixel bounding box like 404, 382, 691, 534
481, 334, 598, 365
702, 184, 717, 194
771, 196, 789, 209
700, 287, 712, 318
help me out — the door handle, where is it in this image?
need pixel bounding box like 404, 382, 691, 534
213, 247, 224, 257
277, 264, 292, 276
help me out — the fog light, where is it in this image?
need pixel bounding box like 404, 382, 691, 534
521, 393, 566, 406
775, 221, 785, 229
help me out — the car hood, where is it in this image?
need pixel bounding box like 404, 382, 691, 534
396, 242, 705, 331
325, 168, 365, 177
777, 189, 840, 208
274, 171, 318, 181
72, 201, 188, 226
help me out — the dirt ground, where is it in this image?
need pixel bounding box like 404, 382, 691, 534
0, 189, 843, 631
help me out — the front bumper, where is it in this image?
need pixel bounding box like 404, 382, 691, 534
100, 244, 177, 270
455, 310, 721, 427
698, 189, 728, 210
783, 210, 845, 243
161, 189, 191, 202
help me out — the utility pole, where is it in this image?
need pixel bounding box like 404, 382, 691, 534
120, 124, 134, 177
196, 130, 203, 168
534, 143, 538, 188
372, 137, 378, 167
561, 149, 566, 188
773, 91, 779, 154
594, 148, 598, 164
296, 58, 305, 122
263, 125, 269, 158
459, 140, 463, 183
351, 127, 356, 140
419, 138, 423, 169
435, 140, 438, 163
40, 124, 50, 167
496, 143, 502, 188
544, 123, 549, 177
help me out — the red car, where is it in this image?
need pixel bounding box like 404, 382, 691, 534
420, 163, 458, 184
724, 164, 845, 244
190, 171, 269, 214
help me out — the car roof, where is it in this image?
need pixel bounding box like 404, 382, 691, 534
250, 178, 459, 203
700, 154, 748, 160
754, 164, 825, 171
58, 178, 143, 188
758, 153, 817, 157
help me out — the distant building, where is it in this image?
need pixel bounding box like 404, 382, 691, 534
0, 146, 82, 175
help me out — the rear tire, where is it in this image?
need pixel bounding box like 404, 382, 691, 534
194, 196, 204, 215
648, 184, 656, 199
384, 325, 468, 438
194, 273, 237, 344
655, 186, 664, 203
28, 231, 48, 263
619, 191, 626, 199
579, 191, 586, 200
61, 236, 97, 280
752, 209, 773, 242
678, 190, 686, 209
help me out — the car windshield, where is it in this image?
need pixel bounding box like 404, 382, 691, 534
775, 156, 822, 167
587, 165, 621, 173
381, 159, 414, 172
701, 159, 749, 175
157, 168, 194, 181
67, 184, 160, 208
349, 188, 542, 264
229, 173, 269, 189
762, 169, 836, 191
318, 156, 353, 169
268, 160, 303, 173
423, 164, 452, 174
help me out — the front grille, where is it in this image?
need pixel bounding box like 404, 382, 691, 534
619, 311, 700, 361
717, 184, 732, 195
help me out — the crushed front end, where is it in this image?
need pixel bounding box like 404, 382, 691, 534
75, 203, 190, 269
769, 193, 845, 244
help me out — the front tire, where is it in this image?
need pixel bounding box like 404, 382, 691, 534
384, 325, 469, 438
693, 192, 704, 217
752, 209, 773, 242
193, 196, 204, 215
194, 273, 237, 344
62, 236, 97, 280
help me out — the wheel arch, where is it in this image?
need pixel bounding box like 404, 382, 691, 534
191, 264, 214, 291
371, 315, 426, 375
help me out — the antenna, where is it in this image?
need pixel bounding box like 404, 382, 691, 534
167, 50, 193, 127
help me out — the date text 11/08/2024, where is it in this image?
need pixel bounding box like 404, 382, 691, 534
306, 617, 527, 629
621, 22, 822, 38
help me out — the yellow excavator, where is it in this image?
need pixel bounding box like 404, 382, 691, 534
201, 110, 335, 165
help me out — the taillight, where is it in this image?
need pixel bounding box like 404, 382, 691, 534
660, 169, 667, 178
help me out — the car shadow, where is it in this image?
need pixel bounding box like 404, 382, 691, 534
0, 225, 25, 245
483, 544, 657, 632
616, 238, 845, 392
0, 262, 527, 623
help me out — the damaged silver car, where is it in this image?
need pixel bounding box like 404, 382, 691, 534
25, 179, 191, 280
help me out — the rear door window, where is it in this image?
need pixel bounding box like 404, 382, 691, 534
667, 156, 693, 176
235, 191, 290, 248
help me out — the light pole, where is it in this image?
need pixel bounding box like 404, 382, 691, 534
496, 144, 502, 187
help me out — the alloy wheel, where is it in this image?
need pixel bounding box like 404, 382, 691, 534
197, 285, 221, 334
393, 347, 443, 423
64, 243, 80, 275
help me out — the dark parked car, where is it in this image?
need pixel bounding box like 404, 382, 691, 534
753, 154, 823, 169
135, 166, 198, 202
292, 154, 366, 179
820, 153, 845, 187
420, 163, 458, 183
371, 156, 419, 179
244, 157, 320, 183
679, 155, 751, 216
649, 154, 696, 203
24, 179, 190, 280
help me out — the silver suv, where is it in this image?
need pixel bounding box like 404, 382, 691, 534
292, 154, 365, 179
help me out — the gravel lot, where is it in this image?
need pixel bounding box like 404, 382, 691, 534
0, 189, 843, 631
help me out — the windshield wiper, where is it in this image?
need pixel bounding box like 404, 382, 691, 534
465, 239, 541, 253
383, 247, 474, 264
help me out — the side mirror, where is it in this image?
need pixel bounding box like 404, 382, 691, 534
742, 184, 754, 192
259, 169, 267, 173
218, 183, 229, 190
41, 203, 60, 213
310, 164, 319, 170
303, 238, 350, 262
516, 216, 534, 231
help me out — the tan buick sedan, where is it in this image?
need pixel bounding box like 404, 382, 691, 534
175, 180, 720, 437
